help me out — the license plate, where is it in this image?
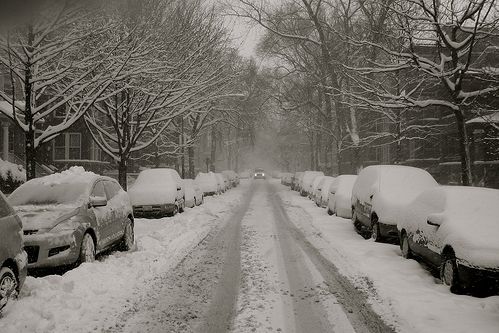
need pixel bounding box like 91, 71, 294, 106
143, 205, 152, 211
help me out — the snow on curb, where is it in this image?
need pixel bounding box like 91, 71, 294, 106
276, 182, 499, 333
0, 183, 248, 333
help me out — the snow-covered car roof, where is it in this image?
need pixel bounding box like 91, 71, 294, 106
9, 166, 101, 206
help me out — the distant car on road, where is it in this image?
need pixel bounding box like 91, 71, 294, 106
254, 168, 266, 179
9, 167, 134, 269
327, 175, 357, 218
351, 165, 438, 243
129, 168, 185, 217
398, 186, 499, 294
0, 190, 27, 310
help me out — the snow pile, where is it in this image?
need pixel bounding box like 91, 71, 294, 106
0, 158, 26, 183
9, 167, 96, 206
400, 186, 499, 268
128, 168, 182, 206
0, 182, 248, 333
278, 184, 499, 333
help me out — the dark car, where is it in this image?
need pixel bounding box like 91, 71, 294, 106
9, 167, 134, 269
398, 186, 499, 294
254, 168, 266, 179
0, 191, 27, 310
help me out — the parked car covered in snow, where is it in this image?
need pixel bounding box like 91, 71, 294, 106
314, 176, 335, 207
9, 167, 134, 269
239, 170, 251, 179
222, 170, 239, 187
195, 172, 219, 196
0, 191, 27, 310
183, 179, 204, 208
215, 173, 227, 192
291, 172, 303, 191
129, 168, 185, 217
300, 171, 324, 197
327, 175, 357, 218
398, 186, 499, 294
351, 165, 438, 242
280, 173, 293, 186
310, 176, 325, 200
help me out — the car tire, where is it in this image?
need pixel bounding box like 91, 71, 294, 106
371, 217, 382, 242
172, 202, 179, 216
400, 232, 412, 259
327, 208, 333, 216
440, 251, 462, 293
79, 233, 96, 264
119, 219, 134, 251
0, 266, 18, 311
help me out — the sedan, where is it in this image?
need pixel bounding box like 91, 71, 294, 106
9, 167, 134, 269
398, 186, 499, 294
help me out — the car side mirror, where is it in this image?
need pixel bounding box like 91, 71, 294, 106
89, 196, 107, 208
427, 214, 443, 227
177, 186, 182, 191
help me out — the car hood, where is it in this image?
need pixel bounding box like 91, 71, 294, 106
15, 205, 80, 231
129, 186, 177, 206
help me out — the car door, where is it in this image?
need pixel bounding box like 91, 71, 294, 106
0, 193, 22, 264
103, 180, 126, 244
90, 181, 113, 249
356, 169, 378, 227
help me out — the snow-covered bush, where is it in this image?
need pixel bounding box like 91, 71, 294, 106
0, 159, 26, 194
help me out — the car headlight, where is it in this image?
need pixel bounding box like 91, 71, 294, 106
50, 217, 81, 232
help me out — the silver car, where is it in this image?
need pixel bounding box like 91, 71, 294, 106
9, 170, 134, 269
0, 191, 27, 310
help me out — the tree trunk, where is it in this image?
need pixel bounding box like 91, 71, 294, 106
118, 158, 128, 191
188, 146, 195, 178
455, 110, 473, 185
25, 130, 36, 180
210, 126, 216, 172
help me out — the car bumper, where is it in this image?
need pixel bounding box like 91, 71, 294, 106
133, 204, 176, 217
254, 176, 266, 179
457, 262, 499, 291
24, 229, 83, 269
379, 222, 399, 241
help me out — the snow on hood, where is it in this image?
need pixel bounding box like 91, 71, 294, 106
15, 205, 80, 231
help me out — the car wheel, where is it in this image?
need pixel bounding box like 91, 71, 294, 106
440, 252, 462, 293
371, 220, 382, 242
327, 208, 333, 216
172, 202, 179, 216
79, 233, 95, 263
119, 219, 134, 251
0, 266, 18, 311
400, 232, 412, 259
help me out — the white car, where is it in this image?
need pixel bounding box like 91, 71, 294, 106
215, 173, 227, 192
351, 165, 438, 242
129, 168, 185, 217
222, 170, 239, 187
327, 175, 357, 218
183, 179, 204, 208
195, 172, 219, 196
398, 186, 499, 294
314, 176, 335, 207
300, 171, 324, 196
311, 176, 325, 200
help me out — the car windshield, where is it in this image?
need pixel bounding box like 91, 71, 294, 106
9, 182, 89, 206
255, 168, 264, 173
134, 170, 176, 188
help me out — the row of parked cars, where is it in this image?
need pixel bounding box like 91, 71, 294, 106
0, 166, 239, 310
284, 165, 499, 295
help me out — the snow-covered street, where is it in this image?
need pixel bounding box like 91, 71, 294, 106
2, 179, 497, 333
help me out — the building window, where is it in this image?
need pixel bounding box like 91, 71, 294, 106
53, 133, 81, 160
8, 129, 14, 153
91, 141, 101, 161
